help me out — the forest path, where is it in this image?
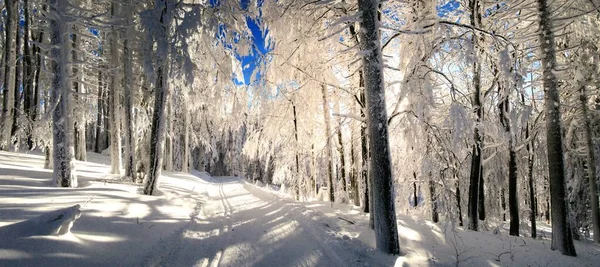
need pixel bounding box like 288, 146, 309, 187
143, 175, 356, 267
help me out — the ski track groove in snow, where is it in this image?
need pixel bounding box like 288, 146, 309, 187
139, 174, 385, 267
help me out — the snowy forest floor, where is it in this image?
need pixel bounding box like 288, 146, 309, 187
0, 151, 598, 266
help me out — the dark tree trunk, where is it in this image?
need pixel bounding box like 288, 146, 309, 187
499, 68, 519, 236
144, 4, 169, 196
23, 0, 34, 150
72, 31, 86, 161
321, 84, 335, 203
430, 172, 438, 223
501, 188, 507, 221
12, 0, 23, 142
537, 0, 576, 256
358, 0, 399, 254
95, 71, 104, 153
456, 176, 463, 226
292, 100, 300, 200
350, 128, 360, 206
32, 10, 44, 127
413, 172, 418, 208
467, 0, 485, 231
2, 0, 18, 150
336, 106, 346, 193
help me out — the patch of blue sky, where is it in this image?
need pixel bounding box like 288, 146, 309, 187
437, 0, 462, 18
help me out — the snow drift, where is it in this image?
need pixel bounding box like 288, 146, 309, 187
0, 205, 81, 239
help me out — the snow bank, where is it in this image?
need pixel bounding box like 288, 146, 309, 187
0, 205, 81, 239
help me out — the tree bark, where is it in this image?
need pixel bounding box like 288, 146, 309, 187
430, 172, 438, 223
73, 30, 87, 161
95, 71, 104, 153
292, 100, 300, 200
144, 3, 170, 196
537, 0, 576, 256
123, 1, 136, 179
499, 66, 519, 236
12, 0, 23, 144
358, 0, 400, 254
321, 84, 335, 203
580, 85, 600, 243
1, 0, 18, 150
467, 0, 484, 231
109, 2, 122, 175
50, 0, 77, 187
24, 0, 34, 150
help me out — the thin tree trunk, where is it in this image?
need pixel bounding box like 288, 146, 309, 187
164, 97, 173, 171
430, 172, 438, 223
336, 100, 347, 194
95, 71, 104, 153
580, 85, 600, 243
321, 84, 335, 203
24, 0, 34, 150
499, 65, 519, 236
72, 30, 86, 161
32, 11, 44, 126
182, 102, 190, 173
351, 123, 360, 206
1, 0, 18, 150
456, 176, 463, 226
292, 100, 300, 200
50, 0, 76, 187
467, 0, 484, 231
123, 1, 136, 179
109, 2, 122, 175
527, 142, 536, 238
144, 3, 169, 196
12, 0, 23, 145
522, 91, 537, 238
358, 0, 400, 254
413, 172, 418, 208
537, 0, 576, 256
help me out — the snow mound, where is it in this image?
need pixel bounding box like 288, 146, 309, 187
0, 205, 81, 239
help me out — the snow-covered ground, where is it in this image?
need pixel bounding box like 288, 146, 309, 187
0, 151, 597, 266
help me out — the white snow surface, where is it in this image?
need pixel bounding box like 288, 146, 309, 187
0, 151, 598, 266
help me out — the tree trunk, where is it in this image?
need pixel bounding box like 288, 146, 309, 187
350, 124, 360, 206
50, 0, 76, 187
467, 0, 484, 231
95, 71, 104, 153
580, 85, 600, 243
336, 100, 347, 194
1, 0, 18, 150
456, 176, 463, 226
358, 0, 399, 254
144, 3, 170, 196
123, 2, 136, 179
292, 100, 300, 200
537, 0, 576, 256
413, 172, 418, 208
182, 102, 190, 173
23, 0, 34, 150
12, 0, 23, 145
321, 84, 335, 203
164, 97, 173, 171
32, 9, 44, 127
430, 172, 438, 223
499, 67, 519, 236
72, 30, 86, 161
109, 2, 122, 175
527, 143, 537, 238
